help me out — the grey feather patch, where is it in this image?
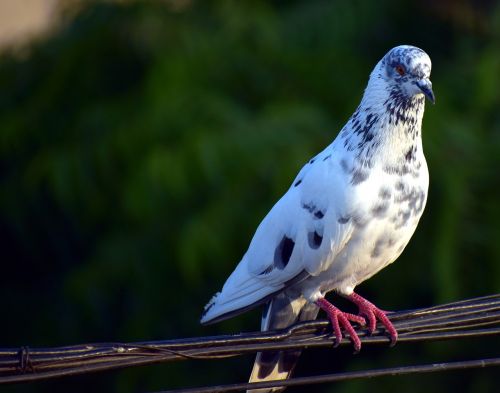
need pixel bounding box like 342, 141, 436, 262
314, 210, 324, 219
338, 215, 350, 224
371, 201, 390, 218
371, 238, 385, 258
379, 187, 392, 199
405, 146, 417, 162
259, 265, 274, 275
395, 180, 405, 191
302, 202, 325, 220
392, 208, 412, 228
353, 214, 369, 228
340, 159, 350, 173
371, 235, 397, 258
340, 157, 371, 185
308, 231, 323, 249
351, 168, 369, 185
274, 236, 295, 269
383, 163, 418, 177
301, 202, 315, 213
391, 183, 426, 228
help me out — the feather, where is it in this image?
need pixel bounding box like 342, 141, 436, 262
247, 294, 319, 393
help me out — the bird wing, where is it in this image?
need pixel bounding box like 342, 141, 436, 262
201, 146, 355, 324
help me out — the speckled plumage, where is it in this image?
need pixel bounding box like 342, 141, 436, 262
200, 45, 434, 392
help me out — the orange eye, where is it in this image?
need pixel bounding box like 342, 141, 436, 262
395, 65, 406, 76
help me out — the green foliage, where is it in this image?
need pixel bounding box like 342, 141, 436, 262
0, 1, 499, 392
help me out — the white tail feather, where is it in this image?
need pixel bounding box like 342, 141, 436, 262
200, 260, 281, 324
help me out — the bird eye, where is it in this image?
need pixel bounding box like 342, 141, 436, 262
395, 65, 406, 76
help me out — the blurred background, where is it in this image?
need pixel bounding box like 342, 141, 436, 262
0, 0, 499, 392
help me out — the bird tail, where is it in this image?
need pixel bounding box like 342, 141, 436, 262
247, 293, 319, 393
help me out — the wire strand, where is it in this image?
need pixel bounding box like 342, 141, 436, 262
0, 294, 498, 386
154, 357, 500, 393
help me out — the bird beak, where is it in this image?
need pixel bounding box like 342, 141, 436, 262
417, 79, 435, 104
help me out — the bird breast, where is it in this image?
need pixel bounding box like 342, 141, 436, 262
307, 156, 429, 296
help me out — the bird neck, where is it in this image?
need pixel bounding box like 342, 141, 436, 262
339, 74, 426, 169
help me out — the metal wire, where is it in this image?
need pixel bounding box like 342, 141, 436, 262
155, 357, 500, 393
0, 294, 498, 387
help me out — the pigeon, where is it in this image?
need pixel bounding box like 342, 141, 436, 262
200, 45, 434, 391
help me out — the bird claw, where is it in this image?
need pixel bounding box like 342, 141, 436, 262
347, 292, 398, 345
316, 298, 364, 353
315, 293, 398, 352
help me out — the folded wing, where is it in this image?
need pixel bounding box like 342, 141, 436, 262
200, 148, 353, 324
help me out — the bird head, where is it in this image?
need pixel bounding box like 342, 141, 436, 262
382, 45, 434, 104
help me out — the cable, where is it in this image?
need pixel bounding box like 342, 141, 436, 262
0, 294, 498, 386
155, 357, 500, 393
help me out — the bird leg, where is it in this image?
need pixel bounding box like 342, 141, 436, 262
345, 292, 398, 346
315, 297, 366, 352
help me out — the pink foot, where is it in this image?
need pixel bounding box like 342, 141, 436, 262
346, 292, 398, 346
316, 297, 366, 352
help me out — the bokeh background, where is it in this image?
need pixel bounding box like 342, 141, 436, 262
1, 0, 499, 392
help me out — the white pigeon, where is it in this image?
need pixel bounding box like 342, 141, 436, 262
200, 45, 434, 391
